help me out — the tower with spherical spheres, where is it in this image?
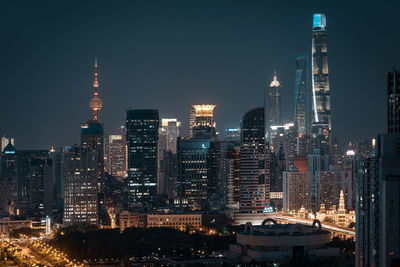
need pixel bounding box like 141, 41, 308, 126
90, 59, 103, 122
81, 59, 105, 200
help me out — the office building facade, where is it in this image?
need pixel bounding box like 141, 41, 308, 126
126, 109, 159, 210
239, 107, 269, 212
63, 146, 98, 226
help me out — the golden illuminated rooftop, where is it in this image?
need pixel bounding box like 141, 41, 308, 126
193, 105, 216, 117
269, 70, 281, 87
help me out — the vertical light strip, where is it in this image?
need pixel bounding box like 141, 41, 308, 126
311, 40, 319, 123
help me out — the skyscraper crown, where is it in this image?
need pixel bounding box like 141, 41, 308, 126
313, 14, 326, 31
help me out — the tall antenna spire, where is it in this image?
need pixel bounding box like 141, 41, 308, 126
90, 58, 103, 122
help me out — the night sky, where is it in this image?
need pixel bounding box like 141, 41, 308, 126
1, 0, 399, 149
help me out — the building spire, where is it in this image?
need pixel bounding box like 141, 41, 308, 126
269, 70, 281, 87
89, 58, 103, 122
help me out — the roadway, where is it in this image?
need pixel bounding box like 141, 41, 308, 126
10, 239, 54, 267
274, 215, 355, 237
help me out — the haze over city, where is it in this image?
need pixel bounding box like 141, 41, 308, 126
1, 0, 399, 149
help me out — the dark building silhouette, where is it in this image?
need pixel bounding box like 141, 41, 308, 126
356, 70, 400, 267
294, 54, 311, 137
240, 107, 270, 212
387, 70, 400, 134
0, 143, 17, 217
176, 138, 218, 210
15, 150, 53, 218
126, 109, 159, 210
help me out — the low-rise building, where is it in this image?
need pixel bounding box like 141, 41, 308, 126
119, 211, 202, 232
147, 213, 201, 230
119, 211, 147, 232
226, 219, 339, 264
0, 219, 32, 234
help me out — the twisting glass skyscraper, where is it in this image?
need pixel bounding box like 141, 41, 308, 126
294, 54, 310, 136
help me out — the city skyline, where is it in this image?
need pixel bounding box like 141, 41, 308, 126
1, 1, 399, 149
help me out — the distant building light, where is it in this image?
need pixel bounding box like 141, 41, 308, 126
263, 206, 274, 213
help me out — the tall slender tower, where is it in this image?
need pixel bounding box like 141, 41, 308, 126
265, 71, 282, 138
311, 14, 331, 152
90, 59, 103, 122
81, 59, 104, 193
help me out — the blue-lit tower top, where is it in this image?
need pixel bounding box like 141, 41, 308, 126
313, 14, 326, 31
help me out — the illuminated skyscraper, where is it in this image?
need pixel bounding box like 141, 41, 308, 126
159, 119, 181, 155
126, 109, 159, 210
81, 59, 104, 192
265, 71, 282, 137
294, 54, 310, 136
191, 105, 217, 140
158, 119, 180, 195
1, 136, 15, 152
63, 146, 98, 226
189, 106, 196, 138
311, 14, 331, 153
312, 14, 331, 129
176, 138, 218, 210
108, 133, 127, 178
239, 107, 269, 212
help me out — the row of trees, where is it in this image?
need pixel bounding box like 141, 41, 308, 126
50, 226, 235, 261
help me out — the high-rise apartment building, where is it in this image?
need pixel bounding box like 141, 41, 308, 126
265, 72, 282, 137
218, 140, 240, 210
126, 109, 159, 210
282, 171, 311, 212
239, 107, 269, 212
317, 171, 337, 209
63, 146, 98, 226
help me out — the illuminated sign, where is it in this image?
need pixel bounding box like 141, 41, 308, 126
263, 206, 274, 213
4, 151, 15, 154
